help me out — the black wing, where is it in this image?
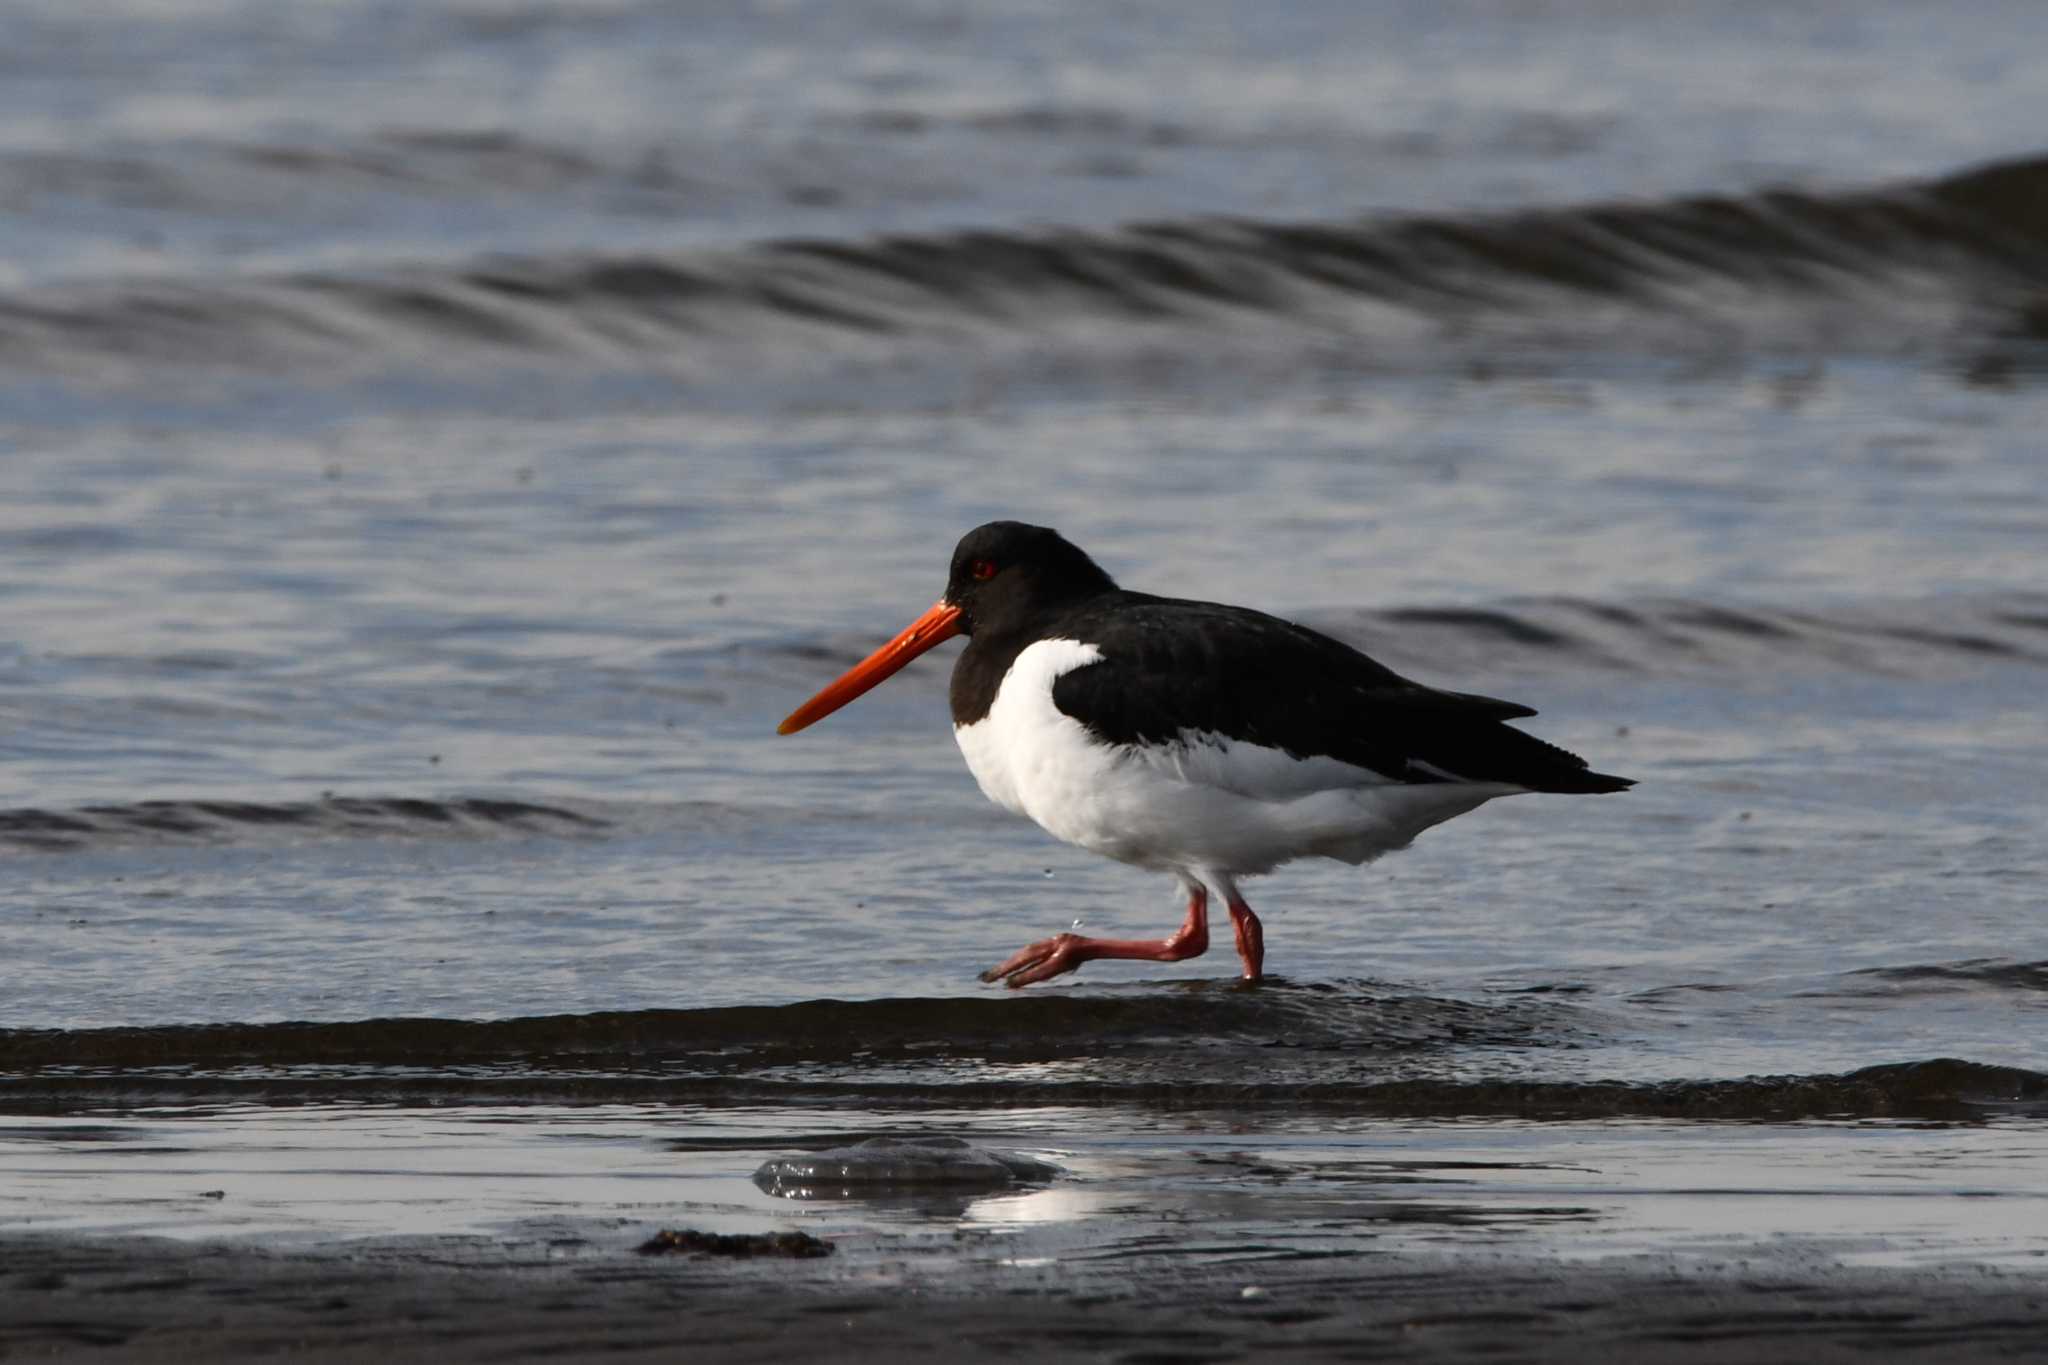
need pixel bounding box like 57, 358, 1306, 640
1049, 594, 1631, 793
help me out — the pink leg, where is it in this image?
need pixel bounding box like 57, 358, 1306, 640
1225, 891, 1264, 982
980, 886, 1210, 989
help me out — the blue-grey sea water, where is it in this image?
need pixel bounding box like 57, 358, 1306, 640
2, 0, 2046, 1274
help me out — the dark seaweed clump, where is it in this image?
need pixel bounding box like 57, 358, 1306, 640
635, 1229, 834, 1259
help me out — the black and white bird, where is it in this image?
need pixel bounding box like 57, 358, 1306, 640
778, 521, 1632, 988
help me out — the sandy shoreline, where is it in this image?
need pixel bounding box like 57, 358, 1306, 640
7, 1229, 2045, 1363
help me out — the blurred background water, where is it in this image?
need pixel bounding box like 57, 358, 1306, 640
1, 0, 2045, 1130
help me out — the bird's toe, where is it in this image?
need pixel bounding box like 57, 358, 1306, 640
979, 933, 1080, 987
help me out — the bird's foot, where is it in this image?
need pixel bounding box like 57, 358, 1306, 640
981, 888, 1212, 989
981, 908, 1212, 989
979, 933, 1091, 988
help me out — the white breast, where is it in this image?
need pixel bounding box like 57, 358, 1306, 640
953, 638, 1109, 821
953, 636, 1521, 878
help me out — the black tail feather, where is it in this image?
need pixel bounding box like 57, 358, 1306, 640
1527, 766, 1635, 795
1416, 721, 1634, 794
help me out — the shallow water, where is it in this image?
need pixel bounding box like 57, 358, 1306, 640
2, 0, 2047, 1272
5, 1105, 2047, 1276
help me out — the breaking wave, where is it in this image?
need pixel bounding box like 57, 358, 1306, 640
4, 991, 2042, 1120
0, 795, 605, 854
3, 154, 2047, 379
1306, 591, 2048, 679
1837, 959, 2048, 996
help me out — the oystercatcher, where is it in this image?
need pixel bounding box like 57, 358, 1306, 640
778, 521, 1632, 987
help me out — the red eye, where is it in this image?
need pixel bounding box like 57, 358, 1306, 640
970, 559, 998, 581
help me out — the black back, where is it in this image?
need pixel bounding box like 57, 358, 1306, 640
942, 523, 1633, 795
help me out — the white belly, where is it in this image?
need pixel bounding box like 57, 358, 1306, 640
952, 637, 1519, 877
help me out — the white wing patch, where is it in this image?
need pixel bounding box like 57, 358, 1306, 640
1132, 730, 1400, 799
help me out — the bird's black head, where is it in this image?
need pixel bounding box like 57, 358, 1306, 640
942, 521, 1118, 636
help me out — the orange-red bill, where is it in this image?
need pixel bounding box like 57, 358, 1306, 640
776, 600, 964, 735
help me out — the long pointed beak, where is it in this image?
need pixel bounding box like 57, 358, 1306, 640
777, 600, 964, 735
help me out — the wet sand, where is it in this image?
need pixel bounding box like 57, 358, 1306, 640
7, 1229, 2046, 1363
